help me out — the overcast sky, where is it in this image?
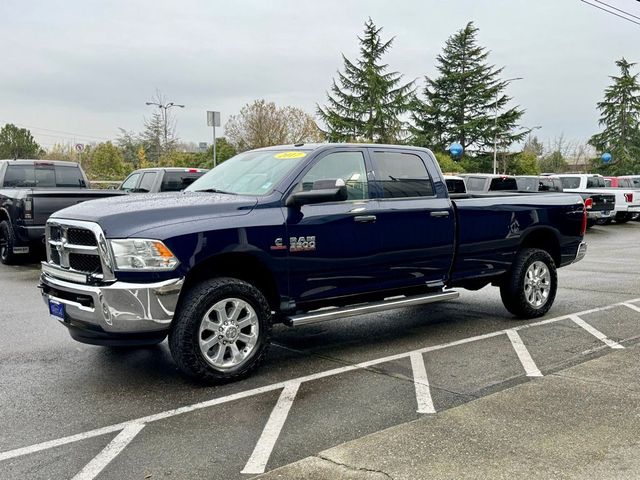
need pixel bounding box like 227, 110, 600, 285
1, 0, 638, 151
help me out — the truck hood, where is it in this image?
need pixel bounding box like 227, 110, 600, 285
51, 191, 259, 237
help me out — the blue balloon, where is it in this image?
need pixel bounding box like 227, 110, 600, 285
601, 152, 612, 163
449, 142, 463, 159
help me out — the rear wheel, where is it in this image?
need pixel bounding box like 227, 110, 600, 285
169, 277, 272, 383
500, 248, 557, 319
0, 220, 18, 265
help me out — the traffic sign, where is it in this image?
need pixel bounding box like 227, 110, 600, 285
74, 143, 85, 153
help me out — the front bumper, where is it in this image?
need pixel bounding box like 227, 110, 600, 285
40, 272, 184, 345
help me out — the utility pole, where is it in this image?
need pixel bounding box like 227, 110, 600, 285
145, 100, 185, 161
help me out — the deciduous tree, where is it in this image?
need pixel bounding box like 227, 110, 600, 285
0, 124, 42, 159
225, 100, 321, 152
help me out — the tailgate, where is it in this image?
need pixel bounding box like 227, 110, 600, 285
589, 194, 616, 212
30, 190, 125, 225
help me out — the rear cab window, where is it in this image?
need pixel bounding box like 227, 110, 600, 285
3, 163, 86, 188
489, 177, 518, 191
445, 178, 466, 194
586, 176, 605, 188
465, 177, 486, 191
560, 177, 581, 189
161, 171, 206, 192
371, 151, 434, 198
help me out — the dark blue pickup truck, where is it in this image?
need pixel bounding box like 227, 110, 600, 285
39, 144, 587, 382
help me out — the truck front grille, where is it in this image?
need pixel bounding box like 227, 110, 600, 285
46, 222, 106, 280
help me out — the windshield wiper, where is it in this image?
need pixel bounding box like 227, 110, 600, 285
194, 188, 236, 195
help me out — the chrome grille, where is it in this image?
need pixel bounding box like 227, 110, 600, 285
67, 228, 97, 246
46, 221, 108, 281
69, 253, 102, 273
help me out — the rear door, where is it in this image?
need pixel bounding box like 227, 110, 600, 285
368, 148, 455, 290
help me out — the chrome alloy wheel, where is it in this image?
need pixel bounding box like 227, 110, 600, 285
524, 261, 551, 308
198, 298, 259, 369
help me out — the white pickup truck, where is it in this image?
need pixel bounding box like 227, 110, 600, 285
558, 174, 640, 224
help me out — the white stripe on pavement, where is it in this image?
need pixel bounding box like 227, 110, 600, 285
569, 315, 624, 349
622, 302, 640, 314
506, 329, 543, 377
241, 383, 300, 474
409, 352, 436, 414
71, 423, 145, 480
1, 297, 638, 464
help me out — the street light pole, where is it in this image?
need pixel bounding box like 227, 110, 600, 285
145, 100, 185, 162
493, 77, 523, 174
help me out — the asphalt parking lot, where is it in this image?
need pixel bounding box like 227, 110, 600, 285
1, 223, 639, 480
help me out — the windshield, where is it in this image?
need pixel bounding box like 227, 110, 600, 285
186, 150, 310, 195
586, 176, 605, 188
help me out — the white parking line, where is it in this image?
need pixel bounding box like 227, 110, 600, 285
241, 383, 300, 475
1, 297, 638, 468
71, 423, 145, 480
409, 352, 436, 414
569, 315, 625, 349
622, 302, 640, 314
506, 329, 543, 377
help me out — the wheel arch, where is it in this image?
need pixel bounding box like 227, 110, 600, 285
519, 227, 561, 266
179, 252, 281, 312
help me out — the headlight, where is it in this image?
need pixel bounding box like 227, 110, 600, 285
109, 239, 179, 271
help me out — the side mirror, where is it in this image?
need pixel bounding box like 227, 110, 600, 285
286, 179, 348, 207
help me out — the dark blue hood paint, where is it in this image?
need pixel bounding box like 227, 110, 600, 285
51, 191, 258, 237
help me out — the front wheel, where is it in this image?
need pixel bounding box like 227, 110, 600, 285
500, 248, 557, 319
169, 277, 272, 383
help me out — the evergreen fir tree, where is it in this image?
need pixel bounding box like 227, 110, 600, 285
317, 18, 415, 143
589, 58, 640, 174
411, 22, 525, 154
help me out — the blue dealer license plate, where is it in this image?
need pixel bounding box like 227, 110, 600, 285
49, 300, 65, 321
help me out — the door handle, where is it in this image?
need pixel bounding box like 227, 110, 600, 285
354, 215, 377, 223
430, 211, 450, 218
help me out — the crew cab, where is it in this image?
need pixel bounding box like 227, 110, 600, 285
0, 159, 125, 264
39, 144, 587, 382
557, 173, 639, 224
119, 167, 208, 193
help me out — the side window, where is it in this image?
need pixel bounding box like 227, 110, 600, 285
138, 172, 157, 192
120, 173, 140, 192
372, 151, 434, 198
586, 176, 605, 188
298, 151, 368, 200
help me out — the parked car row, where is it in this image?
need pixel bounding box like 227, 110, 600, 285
446, 173, 638, 228
0, 160, 208, 265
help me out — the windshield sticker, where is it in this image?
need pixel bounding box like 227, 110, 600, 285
274, 151, 306, 159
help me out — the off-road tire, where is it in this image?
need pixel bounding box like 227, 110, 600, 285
169, 277, 272, 383
500, 248, 557, 319
0, 220, 18, 265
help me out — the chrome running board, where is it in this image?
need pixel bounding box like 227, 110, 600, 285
286, 290, 459, 327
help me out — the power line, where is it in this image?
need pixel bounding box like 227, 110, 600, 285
595, 0, 640, 21
580, 0, 640, 27
0, 121, 113, 141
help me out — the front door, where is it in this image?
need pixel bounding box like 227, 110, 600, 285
285, 149, 384, 304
